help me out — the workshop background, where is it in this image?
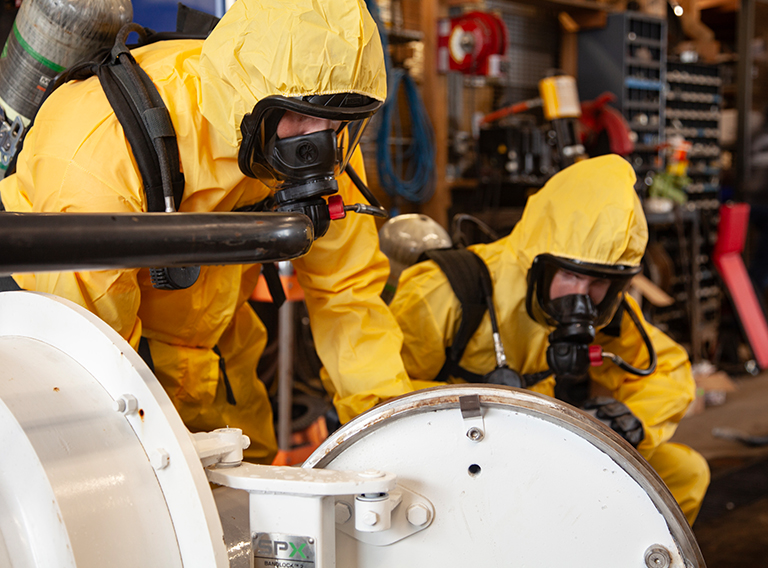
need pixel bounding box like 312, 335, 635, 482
294, 1, 768, 565
271, 0, 768, 563
0, 0, 766, 564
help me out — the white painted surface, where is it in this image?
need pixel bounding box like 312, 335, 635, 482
305, 385, 704, 568
0, 292, 229, 568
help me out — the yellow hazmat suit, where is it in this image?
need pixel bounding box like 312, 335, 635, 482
0, 0, 414, 462
389, 155, 709, 524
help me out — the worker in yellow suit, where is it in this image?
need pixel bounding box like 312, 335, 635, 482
388, 155, 709, 524
0, 0, 415, 463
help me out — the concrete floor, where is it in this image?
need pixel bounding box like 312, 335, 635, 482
671, 371, 768, 566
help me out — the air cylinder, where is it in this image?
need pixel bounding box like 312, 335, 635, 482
0, 0, 132, 125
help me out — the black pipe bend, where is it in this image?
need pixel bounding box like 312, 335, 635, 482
0, 211, 314, 275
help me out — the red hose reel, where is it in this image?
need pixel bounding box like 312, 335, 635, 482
437, 11, 508, 77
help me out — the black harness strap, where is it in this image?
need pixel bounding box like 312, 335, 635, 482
0, 276, 21, 291
424, 248, 550, 388
98, 36, 185, 212
176, 3, 220, 36
234, 197, 286, 309
137, 336, 155, 372
425, 249, 491, 383
213, 344, 237, 405
261, 263, 287, 309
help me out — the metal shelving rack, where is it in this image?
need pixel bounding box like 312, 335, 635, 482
662, 59, 724, 357
577, 11, 667, 189
640, 61, 723, 360
666, 60, 723, 213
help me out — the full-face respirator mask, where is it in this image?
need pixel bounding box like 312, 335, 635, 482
238, 93, 388, 239
525, 254, 657, 405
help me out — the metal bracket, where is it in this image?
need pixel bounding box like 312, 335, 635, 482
335, 484, 434, 546
459, 394, 486, 442
191, 428, 251, 468
207, 463, 401, 567
0, 116, 24, 172
207, 463, 397, 496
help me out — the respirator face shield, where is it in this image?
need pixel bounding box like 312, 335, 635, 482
238, 94, 381, 192
526, 253, 641, 330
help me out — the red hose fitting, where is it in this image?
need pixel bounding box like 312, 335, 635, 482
328, 195, 346, 220
589, 345, 603, 367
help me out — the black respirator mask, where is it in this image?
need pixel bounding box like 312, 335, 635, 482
238, 94, 387, 239
526, 254, 656, 405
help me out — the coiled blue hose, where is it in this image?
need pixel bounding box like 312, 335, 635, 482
365, 0, 436, 205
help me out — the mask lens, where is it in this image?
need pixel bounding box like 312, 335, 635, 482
239, 94, 382, 184
529, 255, 636, 328
245, 110, 370, 188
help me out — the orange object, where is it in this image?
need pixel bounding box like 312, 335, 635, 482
481, 98, 542, 125
666, 136, 692, 177
251, 272, 305, 302
270, 415, 330, 466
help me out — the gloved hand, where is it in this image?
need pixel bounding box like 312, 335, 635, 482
582, 396, 644, 448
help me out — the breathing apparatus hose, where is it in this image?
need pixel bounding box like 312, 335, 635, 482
600, 297, 658, 376
344, 164, 389, 218
522, 297, 658, 389
365, 0, 436, 207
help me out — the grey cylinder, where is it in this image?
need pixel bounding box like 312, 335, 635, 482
0, 0, 133, 123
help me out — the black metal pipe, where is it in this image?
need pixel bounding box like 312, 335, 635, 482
0, 211, 314, 275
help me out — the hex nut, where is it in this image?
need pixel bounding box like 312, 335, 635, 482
466, 427, 484, 442
335, 502, 352, 524
150, 448, 170, 470
361, 511, 379, 526
406, 503, 430, 527
113, 394, 138, 415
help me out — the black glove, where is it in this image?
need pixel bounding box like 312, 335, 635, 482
582, 396, 645, 448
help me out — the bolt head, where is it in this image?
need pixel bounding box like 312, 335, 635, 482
644, 545, 671, 568
466, 427, 484, 441
406, 503, 430, 527
335, 502, 352, 524
361, 511, 379, 526
114, 394, 138, 415
150, 448, 170, 470
359, 470, 384, 479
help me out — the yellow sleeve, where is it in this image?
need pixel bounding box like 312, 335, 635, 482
0, 82, 145, 350
291, 148, 414, 423
593, 294, 695, 459
389, 259, 461, 383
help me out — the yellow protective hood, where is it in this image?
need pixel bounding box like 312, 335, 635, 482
199, 0, 387, 147
505, 154, 648, 270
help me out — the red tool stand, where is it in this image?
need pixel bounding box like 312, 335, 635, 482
713, 203, 768, 370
